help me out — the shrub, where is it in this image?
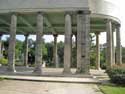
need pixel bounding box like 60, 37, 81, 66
101, 63, 106, 69
107, 64, 125, 85
0, 58, 8, 66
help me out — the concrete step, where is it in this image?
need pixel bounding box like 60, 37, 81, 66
0, 75, 101, 84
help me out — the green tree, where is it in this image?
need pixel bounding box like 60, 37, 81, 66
2, 37, 9, 59
45, 42, 53, 66
57, 41, 64, 67
15, 39, 23, 60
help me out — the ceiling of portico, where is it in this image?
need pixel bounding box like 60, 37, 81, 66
0, 12, 107, 35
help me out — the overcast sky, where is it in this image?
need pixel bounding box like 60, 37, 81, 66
2, 0, 125, 47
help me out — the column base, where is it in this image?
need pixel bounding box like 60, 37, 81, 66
33, 65, 42, 75
63, 69, 72, 74
96, 67, 101, 70
25, 65, 29, 68
6, 67, 16, 73
76, 68, 90, 75
55, 63, 59, 68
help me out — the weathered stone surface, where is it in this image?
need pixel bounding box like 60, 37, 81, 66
7, 13, 17, 72
112, 26, 115, 65
106, 20, 113, 70
76, 13, 82, 73
95, 33, 100, 70
81, 13, 90, 74
33, 12, 43, 75
63, 13, 72, 74
76, 11, 90, 74
116, 24, 122, 65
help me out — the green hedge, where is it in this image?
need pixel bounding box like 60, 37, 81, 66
107, 65, 125, 85
0, 58, 8, 65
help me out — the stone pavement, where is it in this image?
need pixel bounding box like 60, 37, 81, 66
0, 80, 103, 94
0, 67, 108, 94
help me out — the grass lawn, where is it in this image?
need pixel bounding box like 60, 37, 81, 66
99, 85, 125, 94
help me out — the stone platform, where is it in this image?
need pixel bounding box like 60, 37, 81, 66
0, 66, 109, 84
0, 75, 101, 84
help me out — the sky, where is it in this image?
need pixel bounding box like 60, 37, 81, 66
2, 0, 125, 47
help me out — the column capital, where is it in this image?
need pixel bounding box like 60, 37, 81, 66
10, 12, 18, 16
37, 12, 45, 18
74, 32, 77, 36
115, 23, 121, 28
53, 34, 58, 37
64, 11, 74, 15
112, 23, 116, 32
37, 11, 45, 15
77, 10, 91, 15
112, 22, 116, 27
104, 19, 112, 24
95, 32, 100, 35
24, 34, 29, 37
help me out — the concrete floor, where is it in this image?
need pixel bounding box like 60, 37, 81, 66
0, 66, 108, 77
0, 66, 108, 94
0, 80, 103, 94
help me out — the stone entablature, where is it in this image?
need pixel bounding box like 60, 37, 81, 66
0, 0, 89, 12
0, 0, 120, 22
89, 0, 120, 20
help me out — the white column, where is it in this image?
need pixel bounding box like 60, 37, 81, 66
33, 12, 43, 75
0, 34, 3, 59
75, 34, 77, 67
106, 20, 113, 70
63, 12, 72, 74
112, 25, 115, 65
116, 24, 122, 65
53, 34, 58, 68
8, 13, 17, 72
24, 34, 29, 67
95, 33, 100, 70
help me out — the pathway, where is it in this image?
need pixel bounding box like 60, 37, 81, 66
0, 80, 103, 94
